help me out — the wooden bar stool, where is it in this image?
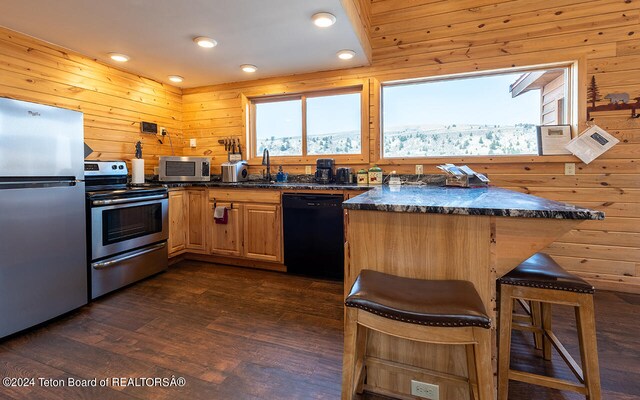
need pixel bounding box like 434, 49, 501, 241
342, 270, 494, 400
511, 299, 544, 350
498, 253, 602, 400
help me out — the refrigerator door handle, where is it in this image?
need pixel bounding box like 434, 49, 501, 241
0, 180, 79, 190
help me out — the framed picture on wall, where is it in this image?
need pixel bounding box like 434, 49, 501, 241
536, 125, 572, 155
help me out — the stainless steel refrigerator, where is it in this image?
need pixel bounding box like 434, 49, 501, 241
0, 97, 87, 339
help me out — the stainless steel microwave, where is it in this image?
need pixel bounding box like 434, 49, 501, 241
159, 156, 210, 182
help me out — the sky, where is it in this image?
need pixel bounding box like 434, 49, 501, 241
256, 99, 302, 139
307, 93, 360, 137
256, 93, 360, 140
383, 73, 541, 128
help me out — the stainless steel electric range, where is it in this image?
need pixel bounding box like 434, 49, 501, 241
84, 161, 168, 300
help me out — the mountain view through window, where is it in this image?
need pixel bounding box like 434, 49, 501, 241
382, 68, 568, 157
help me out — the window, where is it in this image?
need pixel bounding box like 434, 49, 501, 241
382, 66, 571, 158
255, 99, 302, 156
252, 89, 362, 158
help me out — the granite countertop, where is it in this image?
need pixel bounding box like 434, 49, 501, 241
159, 181, 374, 191
150, 173, 446, 192
342, 185, 604, 220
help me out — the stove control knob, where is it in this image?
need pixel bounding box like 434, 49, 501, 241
118, 165, 124, 169
112, 165, 117, 170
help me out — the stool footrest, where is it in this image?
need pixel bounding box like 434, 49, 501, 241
509, 370, 587, 395
512, 322, 543, 333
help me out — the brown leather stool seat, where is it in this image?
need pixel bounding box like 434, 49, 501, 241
346, 270, 491, 328
342, 270, 494, 400
497, 253, 601, 400
499, 253, 594, 294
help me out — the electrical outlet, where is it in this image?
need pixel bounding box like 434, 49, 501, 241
189, 138, 197, 148
415, 164, 424, 175
411, 380, 439, 400
159, 127, 167, 136
565, 163, 576, 176
305, 165, 312, 174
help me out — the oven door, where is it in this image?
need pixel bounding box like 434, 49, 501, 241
90, 198, 168, 260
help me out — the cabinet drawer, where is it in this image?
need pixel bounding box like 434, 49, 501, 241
208, 189, 280, 204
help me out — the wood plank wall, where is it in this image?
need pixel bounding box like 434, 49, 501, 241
182, 0, 640, 293
0, 27, 183, 173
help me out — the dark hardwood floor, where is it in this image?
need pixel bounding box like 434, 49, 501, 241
0, 261, 638, 399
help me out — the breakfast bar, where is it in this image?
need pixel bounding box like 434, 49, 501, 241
341, 185, 603, 399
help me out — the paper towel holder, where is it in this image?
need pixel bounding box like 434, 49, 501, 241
135, 141, 143, 159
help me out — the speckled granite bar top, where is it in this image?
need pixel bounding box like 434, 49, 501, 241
342, 185, 604, 220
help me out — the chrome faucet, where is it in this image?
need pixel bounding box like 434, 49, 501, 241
261, 149, 271, 181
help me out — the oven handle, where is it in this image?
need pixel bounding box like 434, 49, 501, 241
91, 242, 167, 270
92, 194, 167, 206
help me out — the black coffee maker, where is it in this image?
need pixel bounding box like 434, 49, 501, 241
315, 158, 335, 184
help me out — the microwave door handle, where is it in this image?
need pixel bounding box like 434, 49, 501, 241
91, 242, 166, 270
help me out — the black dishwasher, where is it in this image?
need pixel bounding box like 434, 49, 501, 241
282, 194, 344, 280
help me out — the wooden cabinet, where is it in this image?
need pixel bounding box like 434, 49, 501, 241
208, 188, 280, 204
168, 190, 186, 256
172, 188, 351, 267
208, 202, 242, 257
186, 189, 206, 251
207, 189, 282, 263
170, 188, 354, 265
243, 204, 282, 262
169, 188, 207, 256
345, 190, 367, 199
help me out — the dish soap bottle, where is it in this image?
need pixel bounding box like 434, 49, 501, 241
276, 165, 288, 182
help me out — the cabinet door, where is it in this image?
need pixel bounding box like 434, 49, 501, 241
186, 189, 206, 251
243, 204, 282, 262
168, 190, 186, 256
209, 202, 242, 257
345, 190, 367, 199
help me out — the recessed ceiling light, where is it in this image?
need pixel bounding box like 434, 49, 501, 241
337, 50, 355, 60
168, 75, 184, 83
109, 53, 130, 62
240, 64, 257, 73
312, 12, 336, 28
193, 36, 217, 48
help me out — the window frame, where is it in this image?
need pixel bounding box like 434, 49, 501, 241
246, 84, 369, 166
378, 61, 578, 163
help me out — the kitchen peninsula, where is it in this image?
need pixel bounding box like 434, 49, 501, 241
342, 185, 603, 399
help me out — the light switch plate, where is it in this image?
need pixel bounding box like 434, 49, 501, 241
565, 163, 576, 175
416, 164, 424, 174
190, 138, 197, 148
305, 165, 312, 174
411, 380, 439, 399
